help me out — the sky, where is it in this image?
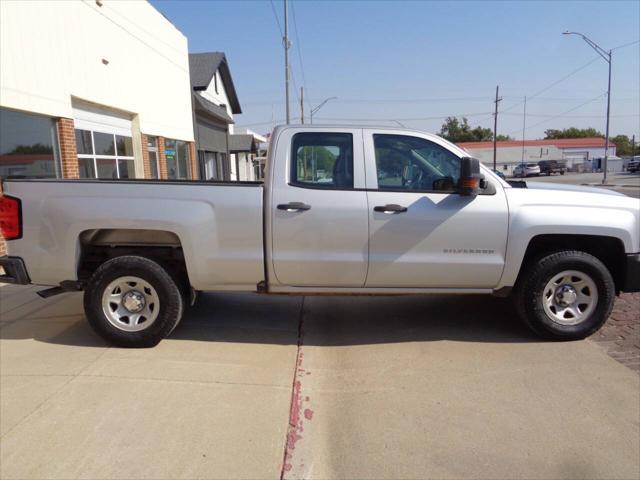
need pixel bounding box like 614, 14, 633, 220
151, 0, 640, 140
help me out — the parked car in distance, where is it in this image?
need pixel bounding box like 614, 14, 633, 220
1, 125, 639, 348
492, 169, 506, 180
627, 156, 640, 173
513, 163, 541, 177
538, 160, 567, 176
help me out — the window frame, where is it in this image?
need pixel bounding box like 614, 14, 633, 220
75, 129, 135, 179
147, 136, 160, 179
289, 132, 356, 191
0, 107, 62, 179
370, 133, 465, 194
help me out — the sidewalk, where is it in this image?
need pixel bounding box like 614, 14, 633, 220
1, 285, 639, 479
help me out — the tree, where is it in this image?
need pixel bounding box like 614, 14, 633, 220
544, 127, 603, 139
495, 134, 513, 141
610, 135, 635, 156
439, 117, 493, 143
9, 143, 53, 154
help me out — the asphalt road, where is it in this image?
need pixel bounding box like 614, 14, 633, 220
513, 171, 640, 198
1, 284, 639, 479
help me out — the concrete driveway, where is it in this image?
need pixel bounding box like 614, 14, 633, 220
1, 284, 639, 479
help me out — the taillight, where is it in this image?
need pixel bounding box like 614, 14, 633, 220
0, 195, 22, 241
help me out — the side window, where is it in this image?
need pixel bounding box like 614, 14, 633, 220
291, 132, 353, 189
373, 134, 460, 192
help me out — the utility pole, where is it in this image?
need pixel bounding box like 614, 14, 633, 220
284, 0, 291, 124
300, 87, 304, 124
632, 134, 636, 156
521, 96, 527, 164
492, 85, 502, 171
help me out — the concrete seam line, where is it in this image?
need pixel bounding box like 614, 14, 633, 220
279, 296, 305, 479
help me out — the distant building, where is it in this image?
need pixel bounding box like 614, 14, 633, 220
189, 52, 241, 180
0, 0, 195, 180
457, 138, 619, 175
231, 129, 268, 181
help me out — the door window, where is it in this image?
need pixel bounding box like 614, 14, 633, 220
291, 132, 353, 189
373, 134, 460, 192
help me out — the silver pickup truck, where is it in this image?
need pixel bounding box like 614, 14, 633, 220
1, 125, 639, 347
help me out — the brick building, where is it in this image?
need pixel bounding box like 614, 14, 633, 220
0, 1, 196, 184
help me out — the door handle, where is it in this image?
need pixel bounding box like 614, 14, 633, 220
374, 204, 408, 214
277, 202, 311, 212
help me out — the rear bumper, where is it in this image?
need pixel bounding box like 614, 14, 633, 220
621, 254, 640, 293
0, 256, 30, 285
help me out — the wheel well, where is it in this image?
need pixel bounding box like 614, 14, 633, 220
77, 229, 190, 293
521, 234, 626, 292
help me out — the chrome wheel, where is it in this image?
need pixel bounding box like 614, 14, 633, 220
542, 270, 598, 326
101, 276, 160, 332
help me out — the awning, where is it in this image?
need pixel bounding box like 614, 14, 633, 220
229, 134, 257, 153
193, 93, 234, 125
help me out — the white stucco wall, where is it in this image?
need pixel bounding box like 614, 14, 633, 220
0, 0, 194, 141
200, 70, 234, 134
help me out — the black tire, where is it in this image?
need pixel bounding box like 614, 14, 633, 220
514, 250, 615, 340
83, 256, 184, 347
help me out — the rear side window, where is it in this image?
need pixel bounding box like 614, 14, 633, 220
291, 132, 353, 189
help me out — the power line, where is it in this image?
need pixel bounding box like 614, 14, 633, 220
268, 0, 283, 36
500, 56, 601, 115
612, 39, 640, 50
506, 92, 606, 136
290, 1, 307, 103
314, 112, 493, 122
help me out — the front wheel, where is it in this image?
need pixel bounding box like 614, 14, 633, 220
83, 256, 184, 347
514, 250, 615, 340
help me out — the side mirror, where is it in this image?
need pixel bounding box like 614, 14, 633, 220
458, 157, 484, 196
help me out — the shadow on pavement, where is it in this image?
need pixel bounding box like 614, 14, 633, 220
0, 291, 539, 347
176, 292, 537, 345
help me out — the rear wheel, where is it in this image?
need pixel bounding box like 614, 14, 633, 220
514, 250, 615, 340
83, 256, 184, 347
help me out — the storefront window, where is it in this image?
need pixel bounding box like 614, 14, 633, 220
75, 129, 135, 179
0, 107, 60, 178
165, 139, 191, 180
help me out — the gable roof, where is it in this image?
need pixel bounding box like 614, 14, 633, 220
189, 52, 242, 114
457, 137, 615, 150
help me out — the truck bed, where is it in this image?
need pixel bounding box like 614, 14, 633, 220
2, 179, 265, 291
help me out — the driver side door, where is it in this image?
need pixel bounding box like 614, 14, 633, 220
363, 129, 509, 288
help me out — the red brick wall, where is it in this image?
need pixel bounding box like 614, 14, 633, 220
141, 134, 151, 178
57, 118, 79, 179
157, 136, 168, 179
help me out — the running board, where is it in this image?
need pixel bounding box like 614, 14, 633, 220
37, 281, 83, 299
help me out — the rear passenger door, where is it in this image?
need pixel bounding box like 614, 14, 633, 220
270, 128, 369, 287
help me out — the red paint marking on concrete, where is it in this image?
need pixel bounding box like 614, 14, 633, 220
279, 297, 313, 480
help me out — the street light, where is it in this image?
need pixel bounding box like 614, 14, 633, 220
310, 97, 337, 124
563, 31, 612, 184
